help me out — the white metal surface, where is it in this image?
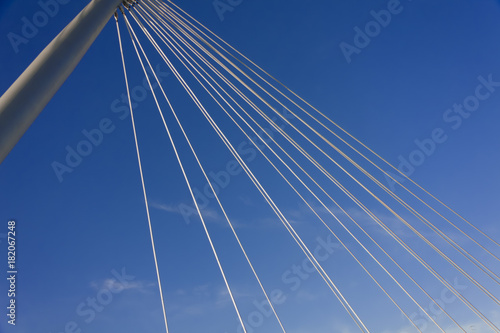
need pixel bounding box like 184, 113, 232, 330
0, 0, 124, 164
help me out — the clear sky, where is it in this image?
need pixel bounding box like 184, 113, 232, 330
0, 0, 500, 332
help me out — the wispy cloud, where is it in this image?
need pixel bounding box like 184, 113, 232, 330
90, 278, 155, 293
151, 202, 180, 214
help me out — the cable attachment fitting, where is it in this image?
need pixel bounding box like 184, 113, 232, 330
118, 5, 126, 15
122, 0, 137, 10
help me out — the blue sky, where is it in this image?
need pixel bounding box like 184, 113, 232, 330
1, 0, 500, 332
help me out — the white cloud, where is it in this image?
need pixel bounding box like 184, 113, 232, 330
90, 278, 155, 293
151, 202, 180, 214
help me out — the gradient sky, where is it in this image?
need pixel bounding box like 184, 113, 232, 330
1, 0, 500, 332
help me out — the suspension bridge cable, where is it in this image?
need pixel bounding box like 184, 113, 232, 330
131, 6, 430, 332
131, 4, 463, 331
125, 7, 287, 333
159, 0, 500, 254
137, 5, 500, 330
136, 8, 478, 331
135, 10, 448, 332
119, 1, 500, 331
158, 2, 500, 283
125, 7, 370, 331
134, 2, 500, 326
137, 3, 500, 326
153, 1, 500, 286
153, 1, 500, 287
133, 4, 488, 330
121, 8, 249, 333
115, 10, 169, 333
147, 3, 500, 307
